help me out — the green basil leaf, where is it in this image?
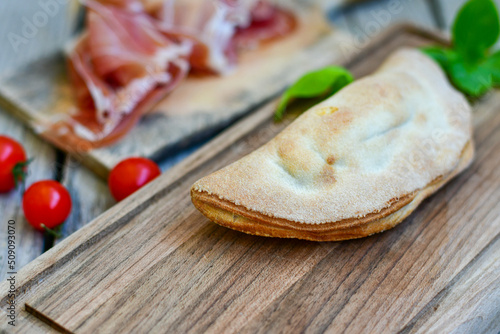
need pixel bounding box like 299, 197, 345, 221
453, 0, 500, 62
421, 46, 458, 70
449, 60, 493, 97
482, 49, 500, 84
274, 66, 353, 121
423, 47, 494, 97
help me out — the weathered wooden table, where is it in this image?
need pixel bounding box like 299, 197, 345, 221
0, 0, 498, 332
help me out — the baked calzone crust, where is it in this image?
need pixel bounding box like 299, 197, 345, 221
191, 48, 474, 241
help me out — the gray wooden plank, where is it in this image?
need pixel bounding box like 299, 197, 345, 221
0, 0, 80, 74
58, 157, 115, 242
57, 143, 202, 242
0, 0, 78, 278
0, 111, 56, 281
330, 0, 437, 38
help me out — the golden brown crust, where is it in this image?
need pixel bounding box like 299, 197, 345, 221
191, 141, 473, 241
192, 190, 416, 233
191, 49, 473, 225
190, 49, 475, 240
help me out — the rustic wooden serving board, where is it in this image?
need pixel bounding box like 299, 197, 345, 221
0, 24, 499, 333
0, 1, 351, 178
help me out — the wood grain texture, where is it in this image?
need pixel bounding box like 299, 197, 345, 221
0, 112, 55, 280
0, 115, 56, 333
0, 3, 351, 179
0, 0, 80, 281
0, 25, 497, 333
57, 145, 201, 243
406, 234, 500, 334
57, 157, 115, 244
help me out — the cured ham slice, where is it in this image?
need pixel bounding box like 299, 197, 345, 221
153, 0, 296, 74
46, 0, 190, 150
52, 0, 295, 151
233, 1, 296, 49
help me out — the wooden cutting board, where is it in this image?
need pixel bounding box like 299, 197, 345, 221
0, 24, 498, 333
0, 1, 351, 178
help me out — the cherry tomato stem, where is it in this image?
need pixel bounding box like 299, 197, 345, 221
41, 224, 63, 238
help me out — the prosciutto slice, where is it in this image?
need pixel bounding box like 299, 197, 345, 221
47, 0, 190, 150
153, 0, 296, 74
233, 1, 296, 49
52, 0, 295, 151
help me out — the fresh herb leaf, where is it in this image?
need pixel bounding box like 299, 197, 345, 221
482, 49, 500, 84
448, 60, 493, 97
453, 0, 500, 62
274, 66, 353, 121
421, 0, 500, 97
421, 47, 458, 70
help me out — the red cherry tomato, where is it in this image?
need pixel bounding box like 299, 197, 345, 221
0, 135, 27, 193
108, 157, 161, 201
23, 180, 72, 231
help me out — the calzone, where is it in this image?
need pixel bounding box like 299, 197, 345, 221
191, 48, 474, 241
